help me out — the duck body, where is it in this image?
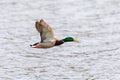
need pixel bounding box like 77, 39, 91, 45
30, 19, 78, 48
30, 40, 64, 48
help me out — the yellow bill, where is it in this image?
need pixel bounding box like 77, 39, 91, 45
73, 39, 79, 42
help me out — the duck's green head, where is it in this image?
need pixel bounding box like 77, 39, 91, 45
63, 37, 78, 42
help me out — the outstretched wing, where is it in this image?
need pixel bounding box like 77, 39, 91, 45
35, 19, 56, 43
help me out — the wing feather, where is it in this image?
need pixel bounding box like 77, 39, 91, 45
35, 19, 56, 42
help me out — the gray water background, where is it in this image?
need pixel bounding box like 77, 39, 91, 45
1, 0, 120, 80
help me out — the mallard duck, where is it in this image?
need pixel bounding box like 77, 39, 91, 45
30, 19, 78, 48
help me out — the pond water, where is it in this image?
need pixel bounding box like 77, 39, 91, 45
1, 0, 120, 80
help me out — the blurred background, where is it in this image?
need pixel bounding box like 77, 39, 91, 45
0, 0, 120, 80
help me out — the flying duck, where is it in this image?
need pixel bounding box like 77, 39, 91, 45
30, 19, 78, 48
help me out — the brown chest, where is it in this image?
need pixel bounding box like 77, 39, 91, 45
55, 40, 64, 46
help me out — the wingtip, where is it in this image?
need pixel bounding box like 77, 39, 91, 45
40, 19, 44, 22
35, 19, 44, 23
